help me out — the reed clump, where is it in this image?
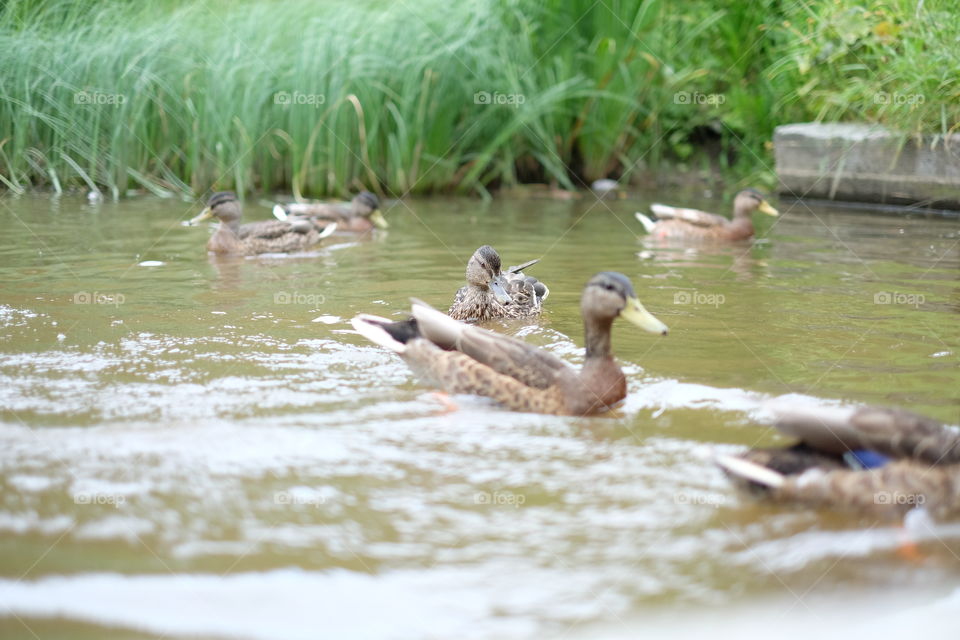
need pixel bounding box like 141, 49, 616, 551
1, 0, 956, 198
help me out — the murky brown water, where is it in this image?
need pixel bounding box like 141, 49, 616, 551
0, 192, 958, 639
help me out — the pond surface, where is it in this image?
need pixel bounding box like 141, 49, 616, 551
0, 192, 958, 639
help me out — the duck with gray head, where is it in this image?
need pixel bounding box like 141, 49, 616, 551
273, 191, 387, 232
635, 188, 778, 242
352, 272, 668, 416
449, 245, 549, 322
187, 191, 336, 255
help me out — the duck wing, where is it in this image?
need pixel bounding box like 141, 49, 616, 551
411, 300, 568, 389
238, 219, 308, 240
278, 202, 350, 222
503, 274, 547, 309
503, 258, 549, 306
769, 402, 960, 464
506, 258, 539, 274
649, 204, 729, 228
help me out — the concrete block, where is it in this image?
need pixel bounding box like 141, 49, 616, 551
774, 123, 960, 209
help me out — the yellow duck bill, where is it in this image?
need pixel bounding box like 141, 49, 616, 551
621, 297, 669, 335
187, 207, 214, 225
758, 200, 779, 217
370, 209, 389, 229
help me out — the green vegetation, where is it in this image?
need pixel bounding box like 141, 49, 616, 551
0, 0, 957, 198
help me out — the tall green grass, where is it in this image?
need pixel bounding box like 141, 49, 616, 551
770, 0, 960, 139
0, 0, 957, 198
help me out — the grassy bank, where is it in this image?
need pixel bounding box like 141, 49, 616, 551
1, 0, 957, 198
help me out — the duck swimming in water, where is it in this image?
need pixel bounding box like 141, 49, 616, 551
187, 192, 336, 255
716, 401, 960, 520
273, 191, 387, 232
351, 272, 667, 416
448, 245, 548, 322
635, 189, 778, 242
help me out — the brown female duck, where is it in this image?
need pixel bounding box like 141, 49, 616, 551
273, 191, 387, 232
716, 402, 960, 520
449, 245, 548, 322
635, 189, 778, 241
187, 191, 336, 255
351, 272, 668, 416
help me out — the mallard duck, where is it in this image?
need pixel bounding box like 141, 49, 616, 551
635, 189, 778, 241
716, 402, 960, 519
448, 245, 549, 322
273, 191, 387, 232
187, 191, 336, 255
351, 272, 668, 416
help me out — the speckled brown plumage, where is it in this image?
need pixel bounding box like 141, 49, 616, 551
718, 405, 960, 520
189, 192, 334, 255
352, 272, 668, 416
637, 189, 778, 241
449, 246, 548, 322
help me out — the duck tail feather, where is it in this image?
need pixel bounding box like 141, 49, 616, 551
714, 454, 786, 489
635, 212, 656, 234
317, 222, 338, 239
649, 203, 676, 217
411, 299, 466, 349
351, 314, 411, 353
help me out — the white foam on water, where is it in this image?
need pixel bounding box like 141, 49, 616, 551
1, 569, 958, 640
0, 565, 624, 640
577, 587, 960, 640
